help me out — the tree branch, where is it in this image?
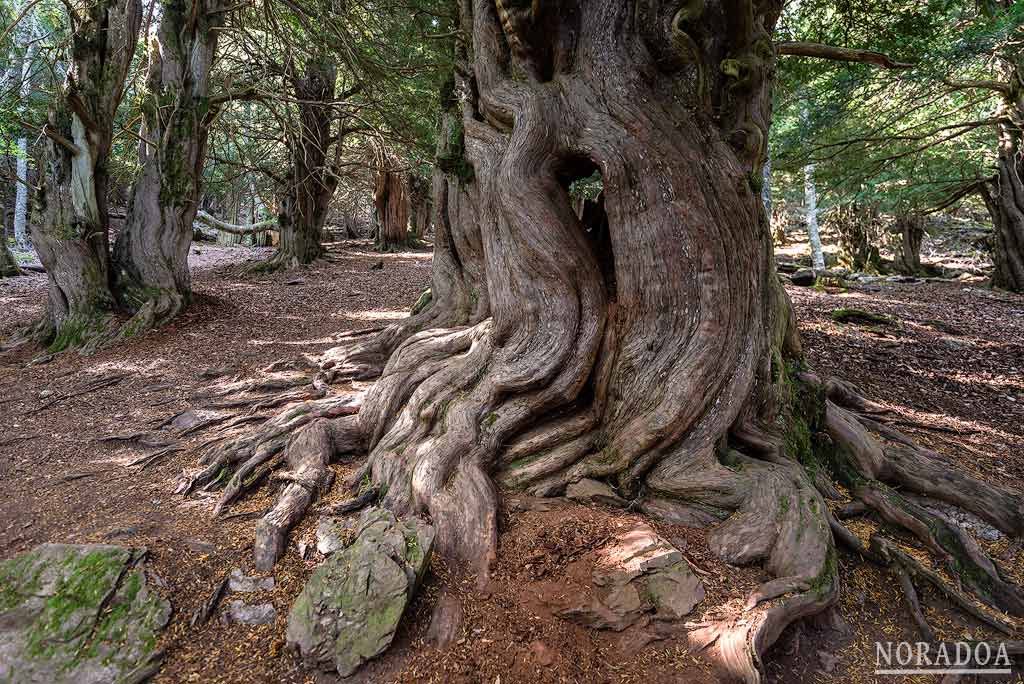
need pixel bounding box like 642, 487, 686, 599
195, 210, 277, 235
776, 41, 913, 69
943, 78, 1010, 94
42, 123, 81, 156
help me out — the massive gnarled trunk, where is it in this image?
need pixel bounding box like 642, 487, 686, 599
264, 57, 339, 270
25, 0, 141, 350
373, 145, 411, 251
186, 2, 1024, 680
113, 0, 225, 330
981, 81, 1024, 291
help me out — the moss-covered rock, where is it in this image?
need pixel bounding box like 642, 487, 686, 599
0, 544, 170, 684
286, 508, 434, 677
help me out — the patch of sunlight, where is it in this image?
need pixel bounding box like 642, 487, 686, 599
248, 336, 342, 346
344, 309, 409, 321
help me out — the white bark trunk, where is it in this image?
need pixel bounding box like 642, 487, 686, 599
13, 9, 39, 247
14, 140, 29, 245
804, 163, 825, 271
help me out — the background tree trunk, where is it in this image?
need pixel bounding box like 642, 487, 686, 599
408, 173, 432, 240
12, 6, 40, 248
113, 0, 225, 330
832, 202, 883, 272
1, 240, 20, 277
892, 211, 924, 274
373, 145, 410, 251
981, 82, 1024, 292
803, 163, 825, 270
264, 57, 338, 270
26, 0, 141, 350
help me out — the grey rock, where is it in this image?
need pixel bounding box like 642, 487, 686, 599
287, 507, 434, 677
315, 516, 358, 556
790, 269, 816, 286
557, 524, 703, 631
0, 544, 170, 684
228, 568, 275, 593
224, 600, 276, 626
170, 410, 203, 431
565, 478, 626, 507
646, 562, 705, 619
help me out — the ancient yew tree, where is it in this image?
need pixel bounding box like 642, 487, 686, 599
180, 1, 1024, 680
372, 144, 411, 251
269, 56, 340, 269
981, 70, 1024, 292
25, 0, 141, 349
113, 0, 227, 330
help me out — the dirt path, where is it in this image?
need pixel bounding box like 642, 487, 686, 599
1, 241, 1021, 683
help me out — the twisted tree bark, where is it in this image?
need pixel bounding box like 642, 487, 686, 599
113, 0, 226, 332
981, 81, 1024, 292
22, 0, 141, 351
181, 2, 1024, 681
259, 56, 339, 271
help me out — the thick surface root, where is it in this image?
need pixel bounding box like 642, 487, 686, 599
119, 290, 187, 340
254, 413, 363, 570
179, 393, 361, 500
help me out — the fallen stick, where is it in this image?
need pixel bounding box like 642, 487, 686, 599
28, 373, 129, 415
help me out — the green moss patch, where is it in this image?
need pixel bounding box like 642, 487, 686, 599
0, 544, 170, 682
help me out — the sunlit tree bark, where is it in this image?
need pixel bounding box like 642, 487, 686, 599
24, 0, 141, 350
113, 0, 227, 331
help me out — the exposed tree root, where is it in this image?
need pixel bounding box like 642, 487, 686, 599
118, 290, 187, 340
243, 250, 317, 274
173, 391, 365, 568
254, 414, 363, 570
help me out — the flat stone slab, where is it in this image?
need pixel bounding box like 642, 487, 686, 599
0, 543, 170, 684
228, 568, 275, 593
224, 600, 276, 626
557, 524, 704, 630
565, 478, 627, 507
287, 507, 434, 677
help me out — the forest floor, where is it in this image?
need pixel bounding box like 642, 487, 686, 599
1, 238, 1022, 683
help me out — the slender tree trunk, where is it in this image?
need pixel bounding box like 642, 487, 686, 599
12, 7, 39, 248
892, 211, 924, 275
803, 163, 825, 270
24, 0, 141, 351
262, 57, 338, 270
373, 145, 410, 251
14, 141, 31, 248
113, 0, 226, 329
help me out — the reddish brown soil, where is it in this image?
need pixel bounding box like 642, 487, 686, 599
1, 241, 1022, 683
